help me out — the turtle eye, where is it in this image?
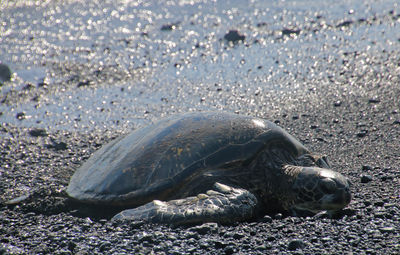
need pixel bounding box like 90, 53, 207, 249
321, 178, 337, 194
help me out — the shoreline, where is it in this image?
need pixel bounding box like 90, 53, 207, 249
1, 1, 400, 253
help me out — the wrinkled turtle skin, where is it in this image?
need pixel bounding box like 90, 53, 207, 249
67, 112, 351, 225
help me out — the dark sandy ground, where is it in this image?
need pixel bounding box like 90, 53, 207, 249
1, 0, 400, 254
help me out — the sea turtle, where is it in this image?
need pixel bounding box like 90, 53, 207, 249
67, 112, 351, 225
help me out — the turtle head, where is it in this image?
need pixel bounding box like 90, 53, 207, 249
291, 167, 351, 214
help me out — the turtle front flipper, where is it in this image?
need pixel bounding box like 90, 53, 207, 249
112, 183, 258, 225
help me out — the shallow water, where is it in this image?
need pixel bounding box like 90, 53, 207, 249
0, 0, 399, 131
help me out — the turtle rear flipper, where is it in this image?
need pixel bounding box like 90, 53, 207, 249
112, 183, 258, 225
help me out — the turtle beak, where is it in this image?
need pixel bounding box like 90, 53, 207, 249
330, 186, 351, 207
326, 189, 351, 217
319, 176, 352, 212
338, 177, 352, 206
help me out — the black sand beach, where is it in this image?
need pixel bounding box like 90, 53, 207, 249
1, 0, 399, 254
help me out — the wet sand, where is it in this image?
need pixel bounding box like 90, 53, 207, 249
1, 0, 400, 254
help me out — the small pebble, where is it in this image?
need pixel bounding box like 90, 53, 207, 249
321, 237, 332, 243
214, 240, 227, 249
368, 98, 380, 103
99, 241, 111, 252
0, 63, 12, 83
288, 239, 306, 250
262, 215, 273, 223
362, 165, 373, 171
281, 28, 301, 36
224, 30, 245, 43
334, 100, 342, 107
29, 128, 48, 137
139, 234, 154, 243
16, 112, 26, 120
356, 130, 368, 137
67, 241, 77, 252
23, 83, 35, 90
161, 23, 179, 31
336, 20, 353, 28
266, 235, 275, 241
374, 212, 386, 219
232, 233, 244, 240
224, 246, 235, 255
379, 227, 395, 233
361, 175, 373, 183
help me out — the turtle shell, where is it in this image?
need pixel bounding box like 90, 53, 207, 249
67, 112, 309, 206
